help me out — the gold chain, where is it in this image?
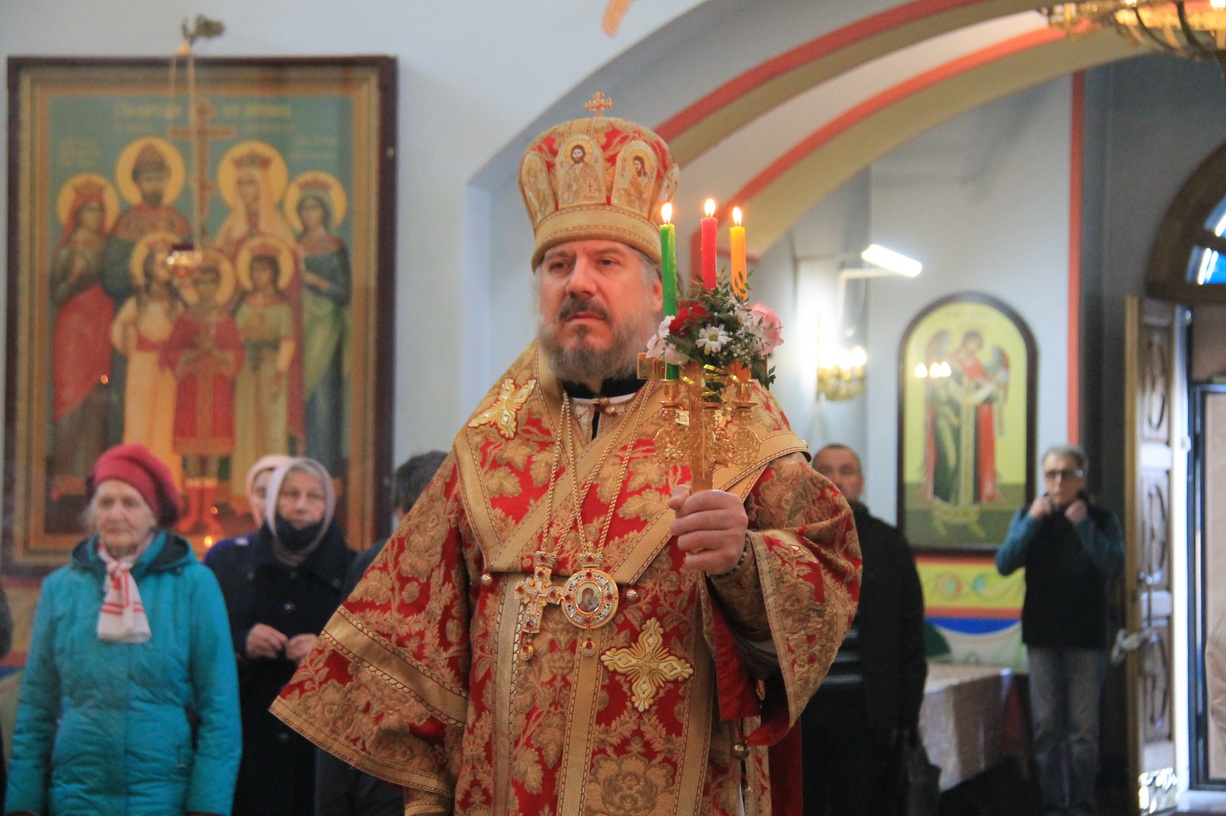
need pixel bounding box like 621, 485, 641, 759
541, 388, 649, 557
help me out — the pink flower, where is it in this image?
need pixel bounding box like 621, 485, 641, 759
749, 302, 783, 355
645, 316, 687, 365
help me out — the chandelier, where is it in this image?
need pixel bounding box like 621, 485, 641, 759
816, 344, 868, 401
1045, 1, 1226, 76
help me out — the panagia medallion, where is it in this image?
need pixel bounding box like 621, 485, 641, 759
561, 562, 619, 631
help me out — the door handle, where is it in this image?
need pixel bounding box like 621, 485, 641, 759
1111, 627, 1154, 666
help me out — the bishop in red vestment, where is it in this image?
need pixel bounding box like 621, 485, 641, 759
274, 107, 861, 816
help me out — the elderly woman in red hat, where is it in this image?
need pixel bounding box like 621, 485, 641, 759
6, 443, 241, 816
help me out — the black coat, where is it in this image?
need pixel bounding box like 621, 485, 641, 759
207, 522, 354, 816
804, 502, 928, 730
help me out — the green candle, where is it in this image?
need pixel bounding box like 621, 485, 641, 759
660, 203, 678, 380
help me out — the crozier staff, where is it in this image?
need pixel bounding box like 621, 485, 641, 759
273, 101, 860, 816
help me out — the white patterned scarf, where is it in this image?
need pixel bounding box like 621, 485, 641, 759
97, 540, 152, 643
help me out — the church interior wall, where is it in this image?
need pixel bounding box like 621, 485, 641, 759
861, 78, 1073, 521
5, 0, 1226, 791
4, 0, 1169, 511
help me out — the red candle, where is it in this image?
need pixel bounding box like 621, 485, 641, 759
700, 198, 717, 290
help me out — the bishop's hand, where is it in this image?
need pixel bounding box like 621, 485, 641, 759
668, 484, 748, 574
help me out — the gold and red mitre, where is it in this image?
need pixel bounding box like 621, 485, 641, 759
519, 94, 679, 269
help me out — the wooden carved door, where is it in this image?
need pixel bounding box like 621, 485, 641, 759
1123, 296, 1184, 813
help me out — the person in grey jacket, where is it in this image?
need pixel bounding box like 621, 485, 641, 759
996, 444, 1124, 816
6, 443, 241, 816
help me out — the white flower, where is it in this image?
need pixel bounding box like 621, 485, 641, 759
695, 324, 730, 353
737, 306, 766, 353
645, 316, 687, 365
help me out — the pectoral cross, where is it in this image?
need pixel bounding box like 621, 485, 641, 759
514, 551, 563, 659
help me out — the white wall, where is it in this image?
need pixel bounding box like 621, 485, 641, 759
858, 79, 1072, 521
0, 0, 709, 463
740, 79, 1074, 522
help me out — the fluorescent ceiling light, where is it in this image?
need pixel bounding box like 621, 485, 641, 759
860, 244, 922, 277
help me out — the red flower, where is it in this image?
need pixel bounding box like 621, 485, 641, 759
669, 301, 707, 335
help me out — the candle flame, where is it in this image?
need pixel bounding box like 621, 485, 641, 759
733, 207, 742, 227
704, 198, 716, 218
661, 202, 673, 224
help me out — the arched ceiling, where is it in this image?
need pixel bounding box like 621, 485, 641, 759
638, 0, 1145, 263
659, 0, 1056, 162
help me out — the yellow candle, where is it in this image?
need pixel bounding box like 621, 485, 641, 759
730, 206, 747, 299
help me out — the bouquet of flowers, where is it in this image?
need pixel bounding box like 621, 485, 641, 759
644, 281, 783, 390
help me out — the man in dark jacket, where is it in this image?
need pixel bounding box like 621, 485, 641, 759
802, 443, 928, 816
996, 444, 1124, 816
340, 450, 448, 598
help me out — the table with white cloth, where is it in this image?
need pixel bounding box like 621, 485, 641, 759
919, 662, 1025, 791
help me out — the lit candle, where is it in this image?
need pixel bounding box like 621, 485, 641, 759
730, 206, 747, 300
701, 198, 717, 290
661, 203, 677, 315
660, 203, 679, 381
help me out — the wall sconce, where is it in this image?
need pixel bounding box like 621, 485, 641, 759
802, 243, 923, 402
817, 344, 868, 401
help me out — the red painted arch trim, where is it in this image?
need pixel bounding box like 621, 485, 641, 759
682, 26, 1066, 276
656, 0, 1020, 142
733, 26, 1063, 205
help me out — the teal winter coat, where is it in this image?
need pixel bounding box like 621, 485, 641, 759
6, 531, 241, 816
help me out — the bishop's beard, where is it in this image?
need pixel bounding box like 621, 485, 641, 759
538, 294, 660, 386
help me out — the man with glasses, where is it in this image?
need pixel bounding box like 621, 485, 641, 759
996, 444, 1124, 816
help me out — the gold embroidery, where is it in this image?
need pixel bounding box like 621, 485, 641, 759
601, 618, 694, 712
588, 749, 679, 815
468, 377, 536, 439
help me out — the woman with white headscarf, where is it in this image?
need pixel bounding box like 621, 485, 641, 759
204, 453, 295, 572
206, 457, 353, 816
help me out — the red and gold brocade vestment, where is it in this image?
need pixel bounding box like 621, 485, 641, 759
273, 343, 860, 816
